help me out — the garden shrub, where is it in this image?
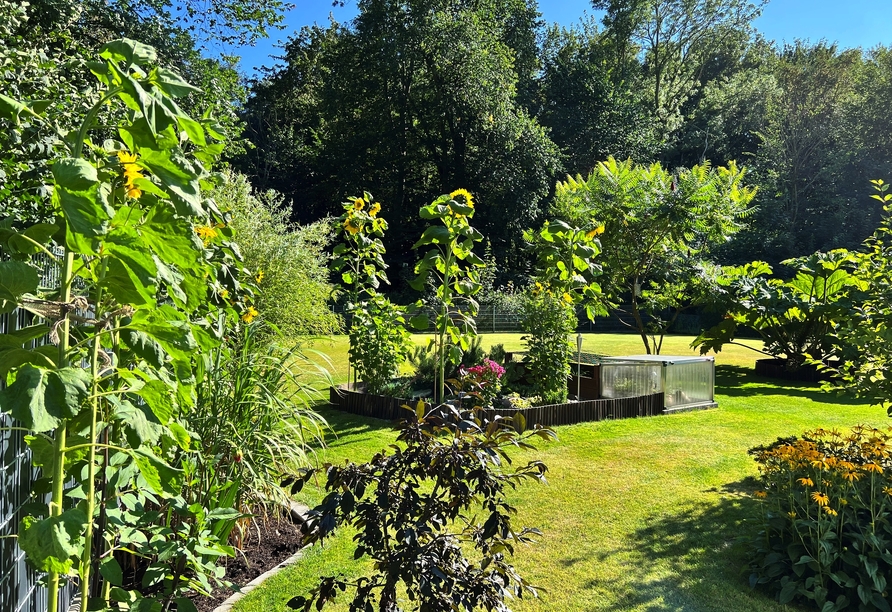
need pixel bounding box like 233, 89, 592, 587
747, 426, 892, 611
288, 404, 555, 612
348, 294, 413, 395
521, 220, 603, 404
212, 169, 341, 339
487, 343, 507, 366
522, 292, 578, 404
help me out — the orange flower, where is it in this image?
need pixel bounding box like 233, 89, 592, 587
811, 492, 829, 507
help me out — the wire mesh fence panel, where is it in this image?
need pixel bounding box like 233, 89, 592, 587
0, 250, 75, 612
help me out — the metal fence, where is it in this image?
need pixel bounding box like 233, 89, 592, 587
0, 250, 74, 612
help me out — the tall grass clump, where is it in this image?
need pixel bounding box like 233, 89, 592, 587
188, 322, 330, 517
748, 426, 892, 612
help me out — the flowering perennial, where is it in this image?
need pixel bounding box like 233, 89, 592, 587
747, 426, 892, 610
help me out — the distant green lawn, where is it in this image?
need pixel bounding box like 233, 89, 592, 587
237, 333, 885, 612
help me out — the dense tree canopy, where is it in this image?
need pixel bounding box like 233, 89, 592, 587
7, 0, 892, 304
236, 0, 561, 281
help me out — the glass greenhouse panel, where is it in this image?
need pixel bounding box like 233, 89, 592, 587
600, 362, 661, 398
599, 355, 716, 410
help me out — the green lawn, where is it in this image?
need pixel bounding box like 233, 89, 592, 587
236, 333, 885, 612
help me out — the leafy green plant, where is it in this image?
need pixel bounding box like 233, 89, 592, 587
409, 189, 485, 402
747, 426, 892, 611
552, 157, 756, 354
0, 38, 239, 610
693, 250, 857, 369
826, 180, 892, 412
330, 193, 412, 394
189, 321, 330, 516
349, 294, 413, 395
522, 220, 603, 404
287, 403, 556, 612
487, 343, 507, 365
212, 169, 341, 339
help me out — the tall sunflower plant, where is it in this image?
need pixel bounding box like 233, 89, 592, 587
331, 194, 412, 394
409, 189, 485, 403
0, 38, 249, 610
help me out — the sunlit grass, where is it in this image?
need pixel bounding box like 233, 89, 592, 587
234, 333, 882, 612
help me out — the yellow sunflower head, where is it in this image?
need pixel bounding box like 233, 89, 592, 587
117, 150, 138, 164
242, 306, 259, 323
586, 225, 605, 239
195, 225, 219, 245
344, 217, 361, 235
353, 197, 365, 211
369, 202, 381, 217
449, 188, 474, 208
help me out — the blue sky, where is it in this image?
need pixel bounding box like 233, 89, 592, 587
227, 0, 892, 75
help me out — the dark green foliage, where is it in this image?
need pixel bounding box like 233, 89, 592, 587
487, 343, 507, 366
235, 0, 560, 272
693, 251, 856, 367
539, 21, 657, 174
288, 405, 555, 612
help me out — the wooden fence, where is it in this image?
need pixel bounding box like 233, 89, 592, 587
329, 384, 665, 427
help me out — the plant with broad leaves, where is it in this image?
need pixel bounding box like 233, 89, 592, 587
286, 403, 555, 612
409, 189, 485, 403
552, 157, 756, 354
0, 38, 239, 611
521, 220, 604, 404
692, 250, 858, 369
330, 193, 411, 392
824, 179, 892, 413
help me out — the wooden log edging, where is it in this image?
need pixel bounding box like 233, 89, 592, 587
329, 384, 666, 427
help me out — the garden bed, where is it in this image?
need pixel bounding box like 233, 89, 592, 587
754, 358, 838, 382
190, 513, 303, 612
328, 383, 667, 427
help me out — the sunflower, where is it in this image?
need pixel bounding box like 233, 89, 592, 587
369, 202, 381, 217
586, 225, 605, 239
354, 197, 365, 211
242, 306, 259, 323
344, 216, 361, 235
195, 225, 219, 245
449, 188, 474, 208
117, 150, 144, 199
256, 268, 264, 283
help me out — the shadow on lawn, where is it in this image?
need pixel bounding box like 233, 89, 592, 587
715, 365, 865, 405
573, 482, 770, 611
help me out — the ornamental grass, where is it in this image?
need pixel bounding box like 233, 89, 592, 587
748, 426, 892, 612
